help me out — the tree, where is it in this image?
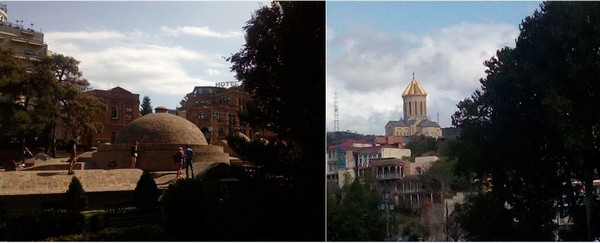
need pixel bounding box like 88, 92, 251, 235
176, 95, 187, 111
228, 1, 325, 166
35, 54, 92, 156
515, 3, 600, 239
421, 157, 462, 194
453, 193, 514, 241
0, 49, 30, 144
64, 93, 105, 140
134, 171, 159, 211
140, 95, 153, 116
451, 2, 600, 240
444, 208, 465, 241
3, 54, 103, 156
327, 177, 386, 241
405, 135, 438, 157
63, 176, 88, 212
228, 2, 325, 239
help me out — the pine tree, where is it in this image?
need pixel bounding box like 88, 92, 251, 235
134, 171, 159, 211
177, 96, 187, 111
140, 95, 153, 116
64, 176, 88, 212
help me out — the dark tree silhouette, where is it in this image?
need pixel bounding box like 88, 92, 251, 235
451, 2, 600, 240
64, 176, 88, 212
227, 1, 325, 240
140, 95, 153, 116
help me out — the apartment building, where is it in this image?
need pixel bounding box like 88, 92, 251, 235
185, 84, 270, 144
0, 3, 48, 70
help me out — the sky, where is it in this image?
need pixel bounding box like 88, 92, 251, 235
4, 1, 267, 110
326, 1, 543, 135
4, 1, 545, 136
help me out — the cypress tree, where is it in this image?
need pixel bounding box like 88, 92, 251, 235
64, 176, 88, 212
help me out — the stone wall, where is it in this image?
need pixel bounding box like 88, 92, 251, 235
0, 190, 138, 213
92, 143, 229, 171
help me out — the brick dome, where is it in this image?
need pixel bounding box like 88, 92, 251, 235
115, 112, 208, 145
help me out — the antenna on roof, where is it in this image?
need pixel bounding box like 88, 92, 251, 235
334, 90, 339, 133
437, 112, 439, 124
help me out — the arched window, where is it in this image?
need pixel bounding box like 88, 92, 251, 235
408, 101, 412, 115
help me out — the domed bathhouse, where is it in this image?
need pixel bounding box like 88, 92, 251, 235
91, 106, 230, 172
0, 106, 231, 212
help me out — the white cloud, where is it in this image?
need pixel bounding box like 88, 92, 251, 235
45, 30, 126, 42
160, 25, 243, 38
73, 45, 209, 94
45, 30, 234, 109
327, 22, 519, 134
130, 29, 145, 37
206, 69, 221, 76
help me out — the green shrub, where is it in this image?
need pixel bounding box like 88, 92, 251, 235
160, 172, 255, 241
64, 176, 88, 212
1, 211, 84, 241
159, 164, 311, 241
46, 224, 167, 241
134, 171, 160, 211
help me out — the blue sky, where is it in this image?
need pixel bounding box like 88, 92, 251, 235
4, 1, 267, 110
326, 1, 543, 135
5, 1, 545, 135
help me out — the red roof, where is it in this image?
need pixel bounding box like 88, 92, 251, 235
328, 138, 372, 150
375, 136, 404, 147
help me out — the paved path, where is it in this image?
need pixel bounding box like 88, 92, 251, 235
0, 169, 144, 196
1, 153, 180, 196
0, 152, 243, 197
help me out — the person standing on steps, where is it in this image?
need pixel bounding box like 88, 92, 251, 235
184, 144, 195, 178
67, 139, 77, 175
131, 141, 139, 168
173, 147, 184, 179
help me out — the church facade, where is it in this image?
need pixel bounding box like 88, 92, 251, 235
385, 75, 442, 138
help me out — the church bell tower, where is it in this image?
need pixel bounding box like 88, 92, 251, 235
401, 73, 428, 120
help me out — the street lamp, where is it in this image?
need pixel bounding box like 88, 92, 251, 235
379, 187, 395, 241
201, 105, 216, 145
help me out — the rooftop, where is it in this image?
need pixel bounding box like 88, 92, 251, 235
401, 75, 427, 97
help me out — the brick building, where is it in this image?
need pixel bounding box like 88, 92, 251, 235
82, 86, 140, 148
185, 84, 270, 144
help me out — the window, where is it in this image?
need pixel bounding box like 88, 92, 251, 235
199, 113, 206, 120
111, 107, 118, 119
416, 167, 422, 175
24, 50, 36, 56
110, 132, 117, 143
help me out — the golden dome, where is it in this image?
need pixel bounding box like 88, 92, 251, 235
402, 76, 427, 97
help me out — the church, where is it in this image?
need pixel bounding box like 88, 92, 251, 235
385, 74, 442, 138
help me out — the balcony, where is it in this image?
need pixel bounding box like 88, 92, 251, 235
376, 173, 402, 180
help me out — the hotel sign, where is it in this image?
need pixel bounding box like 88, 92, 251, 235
215, 81, 239, 88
